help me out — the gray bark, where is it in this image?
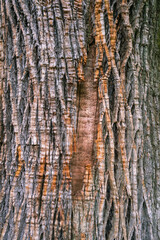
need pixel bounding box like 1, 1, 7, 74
0, 0, 159, 239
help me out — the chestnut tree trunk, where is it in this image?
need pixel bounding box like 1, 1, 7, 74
0, 0, 159, 239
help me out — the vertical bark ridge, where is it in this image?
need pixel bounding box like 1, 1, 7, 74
0, 0, 159, 239
0, 0, 86, 238
92, 0, 159, 239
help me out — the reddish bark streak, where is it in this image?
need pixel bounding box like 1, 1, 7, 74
71, 44, 98, 197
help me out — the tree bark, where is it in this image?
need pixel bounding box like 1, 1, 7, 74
0, 0, 159, 239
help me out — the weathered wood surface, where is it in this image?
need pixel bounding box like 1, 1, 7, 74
0, 0, 159, 239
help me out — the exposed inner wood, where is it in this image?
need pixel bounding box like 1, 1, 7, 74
71, 44, 98, 197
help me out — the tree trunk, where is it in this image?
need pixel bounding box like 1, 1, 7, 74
0, 0, 159, 239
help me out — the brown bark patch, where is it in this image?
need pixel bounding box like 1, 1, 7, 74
71, 44, 98, 198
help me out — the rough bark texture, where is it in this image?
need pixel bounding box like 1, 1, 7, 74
0, 0, 159, 239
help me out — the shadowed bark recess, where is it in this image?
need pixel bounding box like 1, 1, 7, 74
0, 0, 160, 239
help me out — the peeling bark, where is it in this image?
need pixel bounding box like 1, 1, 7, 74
0, 0, 160, 239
